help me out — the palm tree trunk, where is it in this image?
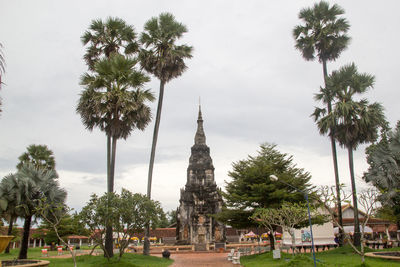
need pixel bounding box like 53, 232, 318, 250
144, 80, 165, 255
104, 136, 117, 259
348, 147, 361, 246
5, 216, 14, 253
18, 214, 32, 259
109, 136, 117, 193
107, 135, 112, 192
323, 59, 344, 246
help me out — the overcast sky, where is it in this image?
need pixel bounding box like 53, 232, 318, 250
1, 0, 399, 214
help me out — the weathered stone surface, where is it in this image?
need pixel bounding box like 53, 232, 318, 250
176, 106, 225, 247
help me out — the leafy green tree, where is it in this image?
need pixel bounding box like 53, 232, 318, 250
364, 122, 400, 228
252, 202, 319, 255
35, 200, 78, 267
79, 189, 161, 260
217, 143, 315, 249
313, 63, 386, 246
167, 209, 177, 226
294, 1, 350, 245
0, 173, 20, 253
139, 12, 192, 255
16, 163, 67, 259
17, 144, 56, 171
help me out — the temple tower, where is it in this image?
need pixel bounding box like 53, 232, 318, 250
176, 106, 225, 248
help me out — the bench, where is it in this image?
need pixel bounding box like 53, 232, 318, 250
232, 251, 241, 265
227, 249, 235, 261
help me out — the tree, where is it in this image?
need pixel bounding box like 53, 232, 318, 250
252, 202, 319, 255
78, 54, 153, 193
313, 63, 386, 246
319, 186, 380, 264
17, 144, 56, 171
0, 173, 20, 253
81, 16, 138, 201
35, 201, 77, 267
81, 18, 140, 258
77, 53, 153, 257
294, 1, 350, 246
216, 143, 315, 249
79, 189, 161, 260
364, 122, 400, 228
139, 12, 192, 255
16, 163, 67, 259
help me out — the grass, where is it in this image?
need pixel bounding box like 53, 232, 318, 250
240, 245, 400, 267
0, 247, 173, 267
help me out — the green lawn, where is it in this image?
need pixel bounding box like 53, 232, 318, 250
0, 247, 173, 267
240, 246, 400, 267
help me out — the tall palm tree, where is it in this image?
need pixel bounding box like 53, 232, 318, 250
313, 63, 386, 246
139, 12, 192, 255
77, 54, 153, 257
17, 144, 56, 171
81, 18, 141, 258
81, 16, 139, 192
0, 173, 20, 253
16, 163, 67, 259
294, 1, 350, 244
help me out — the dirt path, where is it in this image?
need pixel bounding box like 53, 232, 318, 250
167, 252, 241, 267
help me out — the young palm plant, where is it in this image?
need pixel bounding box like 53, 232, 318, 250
313, 63, 386, 246
294, 1, 350, 244
139, 12, 192, 255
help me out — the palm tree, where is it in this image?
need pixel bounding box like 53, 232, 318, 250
139, 12, 192, 255
364, 122, 400, 228
81, 18, 142, 258
17, 144, 56, 171
81, 16, 139, 192
77, 54, 153, 257
16, 163, 67, 259
294, 1, 350, 244
81, 17, 138, 71
0, 173, 20, 253
313, 63, 386, 246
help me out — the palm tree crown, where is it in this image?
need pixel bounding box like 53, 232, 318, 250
81, 17, 138, 70
77, 54, 154, 140
17, 144, 56, 171
293, 1, 350, 63
313, 63, 386, 150
139, 12, 193, 83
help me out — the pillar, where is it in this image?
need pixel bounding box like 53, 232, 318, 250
33, 239, 36, 248
68, 239, 70, 245
39, 239, 42, 247
79, 239, 82, 247
386, 225, 391, 240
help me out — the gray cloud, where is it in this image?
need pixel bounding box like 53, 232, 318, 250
1, 0, 399, 212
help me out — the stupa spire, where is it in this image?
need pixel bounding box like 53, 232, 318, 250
195, 104, 206, 145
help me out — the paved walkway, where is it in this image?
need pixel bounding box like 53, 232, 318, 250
167, 252, 241, 267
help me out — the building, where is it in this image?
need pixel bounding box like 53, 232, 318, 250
176, 106, 225, 248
